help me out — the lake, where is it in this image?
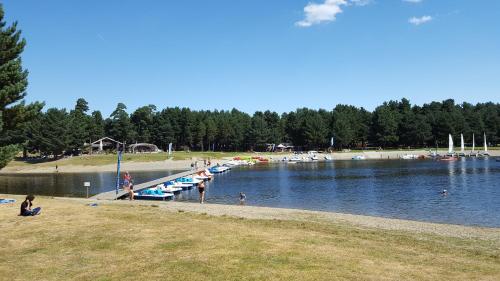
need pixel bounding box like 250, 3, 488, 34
1, 159, 499, 227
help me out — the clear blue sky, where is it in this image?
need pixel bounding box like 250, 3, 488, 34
3, 0, 500, 116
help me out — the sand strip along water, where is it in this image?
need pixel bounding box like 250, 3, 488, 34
2, 150, 498, 174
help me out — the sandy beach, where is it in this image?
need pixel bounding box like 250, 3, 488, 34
91, 197, 499, 241
2, 149, 498, 174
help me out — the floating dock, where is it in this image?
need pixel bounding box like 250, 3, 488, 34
91, 168, 207, 200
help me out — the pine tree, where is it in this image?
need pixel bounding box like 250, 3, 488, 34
68, 98, 90, 154
0, 5, 41, 168
107, 103, 135, 143
205, 118, 217, 151
195, 120, 206, 151
131, 105, 156, 143
332, 106, 355, 149
151, 110, 175, 151
89, 110, 105, 141
31, 108, 70, 157
371, 103, 400, 147
248, 112, 269, 151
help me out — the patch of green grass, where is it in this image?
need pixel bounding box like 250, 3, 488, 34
160, 239, 195, 250
6, 151, 276, 168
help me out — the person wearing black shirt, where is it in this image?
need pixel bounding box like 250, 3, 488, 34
20, 195, 41, 216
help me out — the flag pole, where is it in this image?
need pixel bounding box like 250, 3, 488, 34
115, 143, 123, 200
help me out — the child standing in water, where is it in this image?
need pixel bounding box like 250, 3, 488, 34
239, 192, 246, 205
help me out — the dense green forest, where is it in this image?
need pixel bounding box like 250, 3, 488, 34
17, 98, 500, 157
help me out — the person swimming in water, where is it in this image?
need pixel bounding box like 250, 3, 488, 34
441, 189, 448, 196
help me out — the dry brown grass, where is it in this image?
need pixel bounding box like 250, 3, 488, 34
1, 196, 499, 281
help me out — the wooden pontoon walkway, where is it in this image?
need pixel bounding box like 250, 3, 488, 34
91, 168, 207, 200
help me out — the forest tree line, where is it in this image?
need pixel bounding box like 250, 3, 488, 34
13, 97, 500, 157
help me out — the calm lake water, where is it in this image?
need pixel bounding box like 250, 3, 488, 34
1, 159, 499, 227
0, 170, 183, 198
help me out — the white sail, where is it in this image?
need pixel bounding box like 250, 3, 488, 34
448, 134, 454, 154
472, 133, 475, 152
484, 133, 488, 152
460, 134, 464, 153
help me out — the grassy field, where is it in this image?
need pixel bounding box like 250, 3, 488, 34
1, 197, 499, 281
7, 152, 266, 167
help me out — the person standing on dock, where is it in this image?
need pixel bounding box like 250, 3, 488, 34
123, 171, 131, 187
123, 172, 134, 200
198, 181, 206, 204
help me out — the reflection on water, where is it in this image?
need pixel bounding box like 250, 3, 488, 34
0, 170, 183, 198
1, 159, 499, 227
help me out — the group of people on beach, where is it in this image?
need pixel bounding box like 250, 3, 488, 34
191, 159, 212, 170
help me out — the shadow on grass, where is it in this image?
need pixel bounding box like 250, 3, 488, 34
14, 156, 58, 164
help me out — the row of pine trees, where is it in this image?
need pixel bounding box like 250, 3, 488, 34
18, 98, 500, 157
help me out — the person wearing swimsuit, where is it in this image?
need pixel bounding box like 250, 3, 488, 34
123, 172, 134, 200
198, 181, 206, 204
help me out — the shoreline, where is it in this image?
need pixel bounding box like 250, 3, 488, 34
2, 194, 499, 241
96, 199, 500, 240
2, 149, 498, 174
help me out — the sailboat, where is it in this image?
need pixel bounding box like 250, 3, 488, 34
441, 134, 457, 161
448, 134, 454, 156
469, 133, 478, 157
481, 133, 490, 157
458, 134, 465, 157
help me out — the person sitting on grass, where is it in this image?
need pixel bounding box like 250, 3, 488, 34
20, 195, 41, 216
